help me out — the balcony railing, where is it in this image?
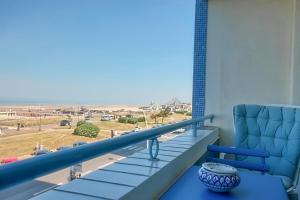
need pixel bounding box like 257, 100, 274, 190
0, 114, 214, 190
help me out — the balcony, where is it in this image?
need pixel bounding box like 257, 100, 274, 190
28, 123, 219, 200
0, 117, 219, 199
1, 0, 300, 200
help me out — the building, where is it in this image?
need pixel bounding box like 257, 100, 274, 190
162, 97, 192, 113
139, 101, 161, 111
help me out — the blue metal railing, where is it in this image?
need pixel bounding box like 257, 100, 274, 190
0, 115, 213, 190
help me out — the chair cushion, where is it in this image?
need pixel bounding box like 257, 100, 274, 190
234, 104, 300, 181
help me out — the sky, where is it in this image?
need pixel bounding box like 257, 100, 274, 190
0, 0, 195, 105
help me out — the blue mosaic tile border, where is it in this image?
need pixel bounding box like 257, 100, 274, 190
192, 0, 208, 120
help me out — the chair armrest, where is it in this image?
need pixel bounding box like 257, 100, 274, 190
207, 157, 269, 172
207, 145, 270, 158
290, 159, 300, 192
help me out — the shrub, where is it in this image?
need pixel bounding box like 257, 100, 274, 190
77, 120, 88, 127
137, 117, 145, 122
186, 112, 192, 116
126, 114, 133, 118
118, 116, 140, 124
174, 111, 186, 114
118, 117, 128, 123
127, 118, 138, 124
73, 123, 100, 138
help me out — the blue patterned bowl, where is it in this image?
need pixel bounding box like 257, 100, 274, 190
198, 162, 240, 192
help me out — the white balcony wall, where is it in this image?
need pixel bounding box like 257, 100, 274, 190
205, 0, 296, 145
293, 0, 300, 104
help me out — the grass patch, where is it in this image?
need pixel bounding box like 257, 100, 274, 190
0, 113, 189, 160
0, 128, 109, 160
0, 116, 66, 127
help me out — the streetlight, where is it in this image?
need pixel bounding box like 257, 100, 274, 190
38, 104, 42, 131
140, 109, 150, 149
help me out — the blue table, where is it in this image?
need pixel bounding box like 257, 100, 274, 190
160, 166, 288, 200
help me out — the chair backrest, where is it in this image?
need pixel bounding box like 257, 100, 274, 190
234, 104, 300, 181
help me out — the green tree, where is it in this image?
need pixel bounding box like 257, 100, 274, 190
118, 117, 128, 123
151, 113, 159, 124
126, 114, 133, 118
159, 108, 171, 123
137, 117, 145, 122
127, 118, 138, 124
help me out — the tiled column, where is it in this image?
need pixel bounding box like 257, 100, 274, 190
192, 0, 208, 120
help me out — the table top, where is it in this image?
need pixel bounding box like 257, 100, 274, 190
160, 166, 288, 200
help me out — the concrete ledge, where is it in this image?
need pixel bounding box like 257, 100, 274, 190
122, 128, 219, 200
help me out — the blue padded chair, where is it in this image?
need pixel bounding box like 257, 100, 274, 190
207, 104, 300, 194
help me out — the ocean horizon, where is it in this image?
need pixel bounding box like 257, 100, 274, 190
0, 98, 145, 107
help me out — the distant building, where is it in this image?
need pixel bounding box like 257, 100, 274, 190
139, 101, 161, 111
0, 111, 16, 116
140, 98, 191, 113
163, 98, 192, 112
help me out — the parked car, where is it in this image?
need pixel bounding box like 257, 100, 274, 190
172, 128, 186, 134
60, 120, 71, 126
152, 125, 163, 129
101, 114, 114, 121
56, 146, 72, 151
1, 157, 18, 164
121, 131, 133, 136
134, 127, 141, 132
35, 149, 50, 156
73, 141, 87, 147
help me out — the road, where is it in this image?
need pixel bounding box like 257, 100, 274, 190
0, 141, 147, 200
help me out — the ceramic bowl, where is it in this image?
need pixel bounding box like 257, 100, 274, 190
198, 162, 240, 192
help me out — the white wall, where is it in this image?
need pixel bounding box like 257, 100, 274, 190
293, 0, 300, 104
205, 0, 294, 145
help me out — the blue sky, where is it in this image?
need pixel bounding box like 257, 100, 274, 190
0, 0, 195, 105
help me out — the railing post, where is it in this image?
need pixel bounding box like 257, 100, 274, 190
192, 123, 197, 137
